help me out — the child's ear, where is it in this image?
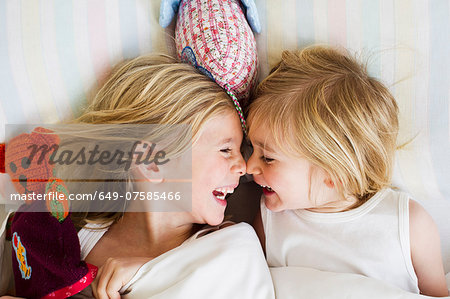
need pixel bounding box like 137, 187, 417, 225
324, 177, 335, 188
135, 161, 164, 184
133, 141, 164, 184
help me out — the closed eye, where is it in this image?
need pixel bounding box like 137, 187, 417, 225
260, 156, 274, 163
220, 148, 232, 153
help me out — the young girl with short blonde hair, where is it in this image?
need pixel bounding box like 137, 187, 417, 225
248, 46, 448, 297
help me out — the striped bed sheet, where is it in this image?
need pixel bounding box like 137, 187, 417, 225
0, 0, 448, 272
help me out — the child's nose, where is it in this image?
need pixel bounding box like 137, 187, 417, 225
231, 152, 246, 176
246, 153, 261, 175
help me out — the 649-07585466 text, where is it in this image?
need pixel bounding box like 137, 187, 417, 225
96, 191, 182, 201
9, 191, 182, 202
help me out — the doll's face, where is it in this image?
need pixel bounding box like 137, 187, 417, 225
8, 156, 33, 194
6, 129, 59, 195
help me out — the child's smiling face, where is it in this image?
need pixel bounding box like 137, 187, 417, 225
246, 123, 340, 213
191, 111, 246, 225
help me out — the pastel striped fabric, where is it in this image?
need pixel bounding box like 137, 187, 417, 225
0, 0, 168, 132
0, 0, 449, 270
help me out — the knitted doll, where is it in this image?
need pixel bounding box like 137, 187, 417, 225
160, 0, 260, 133
1, 127, 97, 299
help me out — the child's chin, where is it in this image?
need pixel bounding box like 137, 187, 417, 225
207, 215, 225, 226
265, 198, 285, 212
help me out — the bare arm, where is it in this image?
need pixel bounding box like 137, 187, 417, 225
409, 200, 448, 297
252, 208, 266, 255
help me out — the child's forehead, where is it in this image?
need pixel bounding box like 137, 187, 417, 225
248, 120, 304, 159
248, 125, 277, 151
193, 111, 244, 147
248, 121, 268, 139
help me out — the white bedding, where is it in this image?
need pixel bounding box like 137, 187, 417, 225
0, 2, 449, 297
270, 267, 450, 299
1, 207, 449, 298
119, 222, 275, 299
114, 220, 450, 299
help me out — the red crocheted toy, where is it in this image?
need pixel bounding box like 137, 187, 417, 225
1, 127, 97, 299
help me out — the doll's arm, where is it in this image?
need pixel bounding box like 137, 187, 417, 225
159, 0, 181, 28
240, 0, 261, 33
409, 200, 448, 297
91, 257, 151, 299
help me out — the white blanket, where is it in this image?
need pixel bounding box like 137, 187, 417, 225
1, 211, 449, 298
270, 266, 450, 299
120, 222, 275, 299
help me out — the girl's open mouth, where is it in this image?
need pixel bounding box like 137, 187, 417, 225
259, 184, 275, 196
212, 187, 235, 206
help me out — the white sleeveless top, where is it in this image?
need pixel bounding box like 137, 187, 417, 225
78, 223, 111, 260
261, 188, 419, 293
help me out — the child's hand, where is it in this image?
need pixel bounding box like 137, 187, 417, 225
91, 257, 150, 299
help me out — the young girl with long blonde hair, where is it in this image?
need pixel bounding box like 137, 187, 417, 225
1, 54, 274, 299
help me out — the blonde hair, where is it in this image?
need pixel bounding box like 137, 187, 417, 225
248, 46, 399, 201
79, 54, 234, 141
54, 54, 235, 228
